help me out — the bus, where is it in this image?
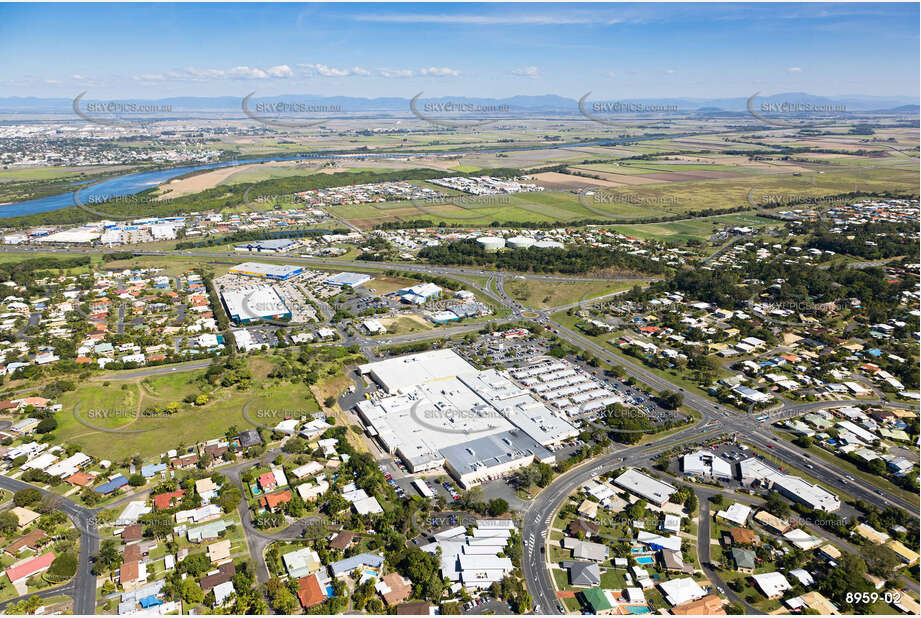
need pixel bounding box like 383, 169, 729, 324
413, 478, 435, 499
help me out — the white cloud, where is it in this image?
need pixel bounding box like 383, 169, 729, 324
355, 13, 598, 25
378, 68, 415, 79
266, 65, 294, 78
131, 73, 167, 82
300, 64, 370, 77
606, 71, 617, 78
419, 66, 461, 77
787, 66, 803, 73
128, 65, 294, 82
666, 69, 676, 74
511, 66, 540, 79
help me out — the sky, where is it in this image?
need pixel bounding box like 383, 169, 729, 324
1, 2, 918, 100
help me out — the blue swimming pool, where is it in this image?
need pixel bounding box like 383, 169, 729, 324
635, 556, 654, 565
627, 606, 651, 614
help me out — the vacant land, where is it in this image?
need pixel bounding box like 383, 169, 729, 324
610, 213, 777, 242
377, 314, 433, 336
505, 279, 638, 310
54, 362, 319, 460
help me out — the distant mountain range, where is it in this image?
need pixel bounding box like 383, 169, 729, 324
0, 92, 917, 114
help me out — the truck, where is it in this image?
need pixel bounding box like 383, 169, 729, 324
413, 478, 435, 499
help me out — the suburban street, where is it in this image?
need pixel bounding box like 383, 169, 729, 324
0, 239, 915, 616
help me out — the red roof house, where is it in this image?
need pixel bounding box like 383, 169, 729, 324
6, 551, 55, 583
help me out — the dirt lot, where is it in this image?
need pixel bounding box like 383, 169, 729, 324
530, 171, 619, 190
156, 164, 254, 199
563, 168, 664, 185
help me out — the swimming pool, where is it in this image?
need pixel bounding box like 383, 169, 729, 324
635, 556, 654, 565
626, 606, 651, 614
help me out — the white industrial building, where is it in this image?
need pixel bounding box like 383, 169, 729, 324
421, 519, 516, 589
613, 469, 677, 506
324, 271, 372, 288
739, 457, 840, 512
681, 450, 733, 480
358, 349, 475, 394
221, 285, 290, 324
360, 318, 387, 335
355, 350, 574, 486
36, 228, 102, 244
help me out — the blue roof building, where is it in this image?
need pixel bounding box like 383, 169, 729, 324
141, 463, 167, 478
95, 475, 128, 494
329, 553, 384, 578
139, 596, 162, 608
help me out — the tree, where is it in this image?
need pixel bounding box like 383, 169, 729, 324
128, 474, 146, 487
36, 417, 57, 433
764, 493, 791, 518
13, 488, 41, 507
218, 488, 242, 513
265, 577, 296, 614
685, 492, 698, 514
93, 540, 123, 578
180, 552, 212, 577
143, 514, 174, 539
864, 544, 902, 580
179, 578, 205, 605
0, 510, 18, 535
47, 552, 78, 581
487, 498, 509, 517
6, 595, 41, 615
657, 389, 683, 410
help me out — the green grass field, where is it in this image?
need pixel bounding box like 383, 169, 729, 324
54, 363, 320, 460
329, 160, 916, 229
610, 213, 777, 241
505, 279, 639, 310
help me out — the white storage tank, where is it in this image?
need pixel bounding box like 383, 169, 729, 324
534, 240, 564, 249
477, 236, 506, 251
506, 236, 535, 249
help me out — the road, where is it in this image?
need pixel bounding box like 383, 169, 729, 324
0, 475, 98, 615
695, 493, 758, 614
4, 235, 916, 613
517, 307, 918, 614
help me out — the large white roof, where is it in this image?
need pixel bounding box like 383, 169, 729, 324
359, 348, 476, 393
614, 468, 677, 505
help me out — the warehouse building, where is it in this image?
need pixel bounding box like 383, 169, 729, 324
221, 286, 291, 324
234, 238, 299, 254
398, 282, 442, 304
358, 349, 477, 394
440, 430, 555, 489
228, 262, 303, 281
739, 457, 840, 512
355, 349, 574, 486
324, 272, 372, 288
613, 469, 677, 506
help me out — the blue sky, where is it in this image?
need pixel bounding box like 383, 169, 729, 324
1, 3, 918, 99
